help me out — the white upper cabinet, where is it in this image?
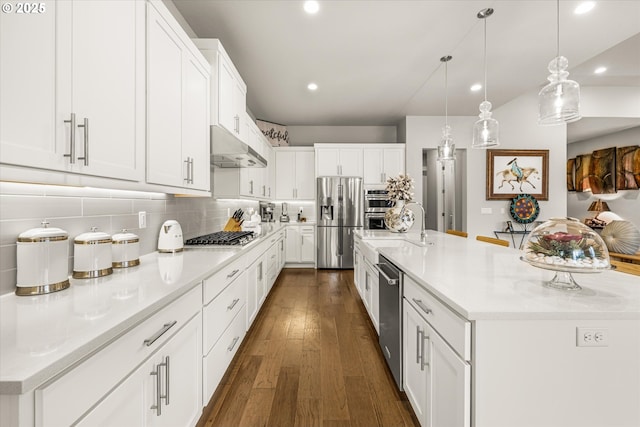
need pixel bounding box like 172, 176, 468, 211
1, 0, 145, 181
275, 148, 315, 200
363, 145, 405, 185
146, 1, 210, 192
194, 39, 248, 143
315, 144, 363, 177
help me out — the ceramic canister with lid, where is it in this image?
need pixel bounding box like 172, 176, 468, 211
112, 229, 140, 268
16, 220, 70, 296
73, 227, 113, 279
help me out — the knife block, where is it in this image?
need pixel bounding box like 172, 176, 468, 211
223, 218, 243, 232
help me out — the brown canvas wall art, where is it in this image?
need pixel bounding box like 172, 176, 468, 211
575, 154, 591, 192
588, 147, 616, 194
567, 158, 575, 191
616, 145, 640, 190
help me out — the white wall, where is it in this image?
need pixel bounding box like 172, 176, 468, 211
581, 87, 640, 118
162, 0, 197, 38
287, 126, 397, 146
567, 126, 640, 228
405, 89, 567, 238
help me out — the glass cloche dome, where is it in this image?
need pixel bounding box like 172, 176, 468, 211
520, 217, 610, 291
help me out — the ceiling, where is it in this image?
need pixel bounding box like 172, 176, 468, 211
173, 0, 640, 129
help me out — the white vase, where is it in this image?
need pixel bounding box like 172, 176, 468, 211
384, 200, 415, 232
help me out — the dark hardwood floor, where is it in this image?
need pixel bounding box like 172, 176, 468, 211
197, 268, 419, 427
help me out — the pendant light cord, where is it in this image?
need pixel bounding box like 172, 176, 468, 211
483, 16, 488, 102
445, 60, 448, 127
556, 0, 560, 58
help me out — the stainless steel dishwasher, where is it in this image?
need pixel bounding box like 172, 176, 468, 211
376, 254, 403, 391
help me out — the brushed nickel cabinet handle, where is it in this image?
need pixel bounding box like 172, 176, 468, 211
184, 158, 190, 182
417, 327, 423, 365
412, 298, 433, 315
421, 334, 430, 370
150, 363, 162, 416
227, 336, 240, 352
226, 269, 240, 279
144, 320, 177, 347
77, 117, 89, 166
63, 113, 76, 164
162, 356, 170, 405
227, 298, 240, 311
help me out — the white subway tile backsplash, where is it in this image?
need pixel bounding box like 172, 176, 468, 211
0, 182, 46, 196
0, 244, 17, 272
132, 199, 166, 214
83, 198, 133, 216
0, 195, 83, 220
0, 269, 16, 295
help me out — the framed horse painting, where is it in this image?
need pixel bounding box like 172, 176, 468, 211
486, 149, 549, 200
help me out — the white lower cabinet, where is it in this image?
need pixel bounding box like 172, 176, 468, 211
285, 225, 315, 264
403, 277, 471, 427
37, 285, 202, 427
363, 259, 379, 333
246, 257, 265, 326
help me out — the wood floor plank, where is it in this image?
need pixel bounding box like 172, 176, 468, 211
294, 398, 322, 427
266, 366, 300, 427
198, 269, 418, 427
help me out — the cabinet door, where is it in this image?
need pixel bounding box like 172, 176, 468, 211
296, 151, 316, 199
276, 150, 296, 199
403, 302, 429, 427
76, 358, 148, 426
146, 5, 183, 187
217, 55, 236, 135
363, 149, 384, 185
0, 1, 68, 172
147, 313, 203, 427
369, 263, 379, 332
233, 79, 248, 143
268, 147, 276, 199
70, 0, 144, 181
426, 322, 471, 427
246, 259, 259, 327
382, 148, 405, 182
182, 54, 210, 191
300, 228, 315, 263
316, 148, 340, 176
285, 227, 300, 263
338, 148, 363, 177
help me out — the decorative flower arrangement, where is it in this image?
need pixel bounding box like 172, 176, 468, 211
385, 174, 414, 202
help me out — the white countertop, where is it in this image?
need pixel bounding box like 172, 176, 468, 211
355, 230, 640, 321
0, 224, 285, 395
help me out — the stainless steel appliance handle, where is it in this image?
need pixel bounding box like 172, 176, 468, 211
63, 113, 76, 164
374, 263, 398, 285
77, 117, 89, 166
412, 298, 433, 315
144, 320, 177, 346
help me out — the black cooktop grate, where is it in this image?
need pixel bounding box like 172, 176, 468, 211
185, 231, 255, 246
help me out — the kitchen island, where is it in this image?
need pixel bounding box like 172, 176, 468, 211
356, 229, 640, 427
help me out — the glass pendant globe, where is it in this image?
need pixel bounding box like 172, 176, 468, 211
437, 125, 455, 162
472, 101, 499, 148
538, 56, 581, 125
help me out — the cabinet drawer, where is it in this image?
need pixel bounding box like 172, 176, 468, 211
203, 256, 246, 304
203, 272, 246, 353
300, 226, 314, 234
36, 284, 202, 427
203, 304, 246, 400
404, 275, 471, 361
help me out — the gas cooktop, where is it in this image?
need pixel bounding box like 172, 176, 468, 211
184, 231, 255, 246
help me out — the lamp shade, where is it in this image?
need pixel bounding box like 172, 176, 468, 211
588, 199, 610, 213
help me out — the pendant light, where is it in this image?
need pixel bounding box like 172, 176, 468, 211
538, 0, 581, 125
472, 8, 499, 149
437, 55, 455, 162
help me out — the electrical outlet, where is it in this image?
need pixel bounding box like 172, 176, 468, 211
577, 327, 608, 347
138, 211, 147, 229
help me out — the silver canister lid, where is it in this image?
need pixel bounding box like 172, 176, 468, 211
74, 227, 112, 244
112, 229, 139, 244
17, 220, 68, 242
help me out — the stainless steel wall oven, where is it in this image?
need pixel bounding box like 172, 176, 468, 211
364, 189, 391, 229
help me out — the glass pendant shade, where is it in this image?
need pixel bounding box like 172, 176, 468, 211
472, 101, 499, 148
538, 56, 581, 125
437, 125, 455, 162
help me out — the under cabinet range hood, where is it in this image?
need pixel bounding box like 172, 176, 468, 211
210, 126, 267, 168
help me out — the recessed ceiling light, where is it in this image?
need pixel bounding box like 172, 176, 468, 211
594, 66, 607, 74
470, 83, 482, 92
304, 1, 319, 14
307, 82, 318, 91
574, 2, 596, 15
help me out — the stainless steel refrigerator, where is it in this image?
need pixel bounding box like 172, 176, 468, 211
317, 176, 363, 269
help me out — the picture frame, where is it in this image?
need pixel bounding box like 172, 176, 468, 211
486, 149, 549, 200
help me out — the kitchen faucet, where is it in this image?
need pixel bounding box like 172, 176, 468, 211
403, 202, 427, 243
